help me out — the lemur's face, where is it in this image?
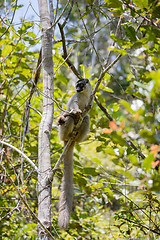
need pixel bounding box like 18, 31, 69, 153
76, 79, 90, 92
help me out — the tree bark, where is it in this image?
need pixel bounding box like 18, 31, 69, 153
38, 0, 54, 239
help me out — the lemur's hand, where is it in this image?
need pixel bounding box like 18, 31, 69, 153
57, 112, 69, 125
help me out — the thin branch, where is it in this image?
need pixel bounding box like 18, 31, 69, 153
88, 54, 122, 107
21, 48, 42, 144
75, 1, 103, 69
124, 2, 160, 31
104, 15, 123, 67
127, 54, 138, 80
58, 23, 82, 79
118, 216, 160, 235
0, 0, 18, 38
20, 48, 42, 181
54, 46, 74, 74
94, 97, 113, 121
0, 140, 38, 172
50, 0, 70, 30
127, 140, 146, 159
0, 201, 21, 221
61, 0, 74, 28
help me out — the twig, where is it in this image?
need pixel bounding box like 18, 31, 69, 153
94, 97, 113, 121
124, 2, 160, 31
20, 48, 42, 182
118, 216, 160, 235
0, 140, 38, 172
61, 0, 74, 28
105, 15, 123, 67
0, 201, 20, 221
115, 189, 160, 232
22, 48, 42, 143
58, 23, 82, 79
0, 0, 18, 39
54, 46, 74, 74
75, 1, 103, 69
127, 54, 138, 80
127, 140, 145, 159
50, 0, 70, 30
88, 54, 122, 107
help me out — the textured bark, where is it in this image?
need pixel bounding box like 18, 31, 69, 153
38, 0, 54, 239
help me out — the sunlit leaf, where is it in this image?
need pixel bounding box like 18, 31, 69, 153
142, 154, 154, 171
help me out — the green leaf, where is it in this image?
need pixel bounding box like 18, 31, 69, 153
139, 129, 157, 143
104, 0, 122, 8
83, 167, 98, 176
2, 44, 12, 57
128, 154, 139, 166
109, 103, 120, 112
123, 26, 137, 42
117, 169, 135, 180
120, 100, 133, 113
111, 132, 127, 146
105, 148, 116, 155
132, 0, 148, 8
142, 154, 154, 171
108, 47, 127, 55
105, 87, 114, 93
92, 157, 102, 165
75, 174, 87, 188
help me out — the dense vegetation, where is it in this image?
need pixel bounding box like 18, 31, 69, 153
0, 0, 160, 239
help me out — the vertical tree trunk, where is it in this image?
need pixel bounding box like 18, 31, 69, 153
38, 0, 54, 239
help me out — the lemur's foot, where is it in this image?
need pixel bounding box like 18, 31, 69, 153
57, 113, 69, 125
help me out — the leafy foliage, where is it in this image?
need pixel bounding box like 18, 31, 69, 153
0, 0, 160, 239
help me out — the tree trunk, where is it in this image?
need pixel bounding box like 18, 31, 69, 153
38, 0, 54, 239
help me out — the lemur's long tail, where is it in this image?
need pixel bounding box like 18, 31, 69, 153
58, 141, 75, 229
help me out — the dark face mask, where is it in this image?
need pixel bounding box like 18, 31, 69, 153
76, 79, 89, 92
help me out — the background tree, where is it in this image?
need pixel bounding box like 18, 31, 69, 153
37, 0, 54, 239
0, 0, 160, 239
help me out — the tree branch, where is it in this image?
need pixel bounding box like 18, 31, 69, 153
58, 23, 82, 79
50, 0, 70, 29
118, 216, 160, 235
75, 1, 103, 69
88, 54, 122, 107
0, 140, 38, 172
61, 0, 74, 28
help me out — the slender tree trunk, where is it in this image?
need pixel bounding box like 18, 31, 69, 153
38, 0, 54, 239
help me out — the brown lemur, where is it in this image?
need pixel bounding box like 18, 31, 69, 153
57, 78, 92, 229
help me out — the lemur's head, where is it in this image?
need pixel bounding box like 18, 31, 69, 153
76, 79, 91, 93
